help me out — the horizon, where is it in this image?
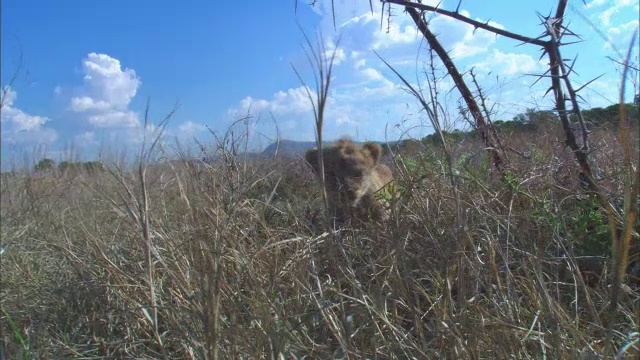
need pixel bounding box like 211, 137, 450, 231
1, 0, 638, 168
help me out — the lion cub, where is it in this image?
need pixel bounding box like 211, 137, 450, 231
305, 138, 393, 223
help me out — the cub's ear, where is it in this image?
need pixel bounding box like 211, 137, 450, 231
305, 148, 320, 173
362, 142, 383, 164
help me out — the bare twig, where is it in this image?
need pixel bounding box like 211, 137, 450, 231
291, 26, 341, 222
469, 68, 509, 166
0, 51, 24, 110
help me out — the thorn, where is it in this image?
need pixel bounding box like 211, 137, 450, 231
576, 93, 587, 103
575, 74, 604, 93
543, 86, 555, 98
560, 40, 585, 46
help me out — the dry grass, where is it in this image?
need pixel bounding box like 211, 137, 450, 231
1, 119, 639, 359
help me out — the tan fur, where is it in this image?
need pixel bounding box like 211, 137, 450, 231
305, 138, 393, 223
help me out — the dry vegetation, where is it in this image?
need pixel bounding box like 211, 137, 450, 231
1, 111, 638, 359
1, 2, 639, 358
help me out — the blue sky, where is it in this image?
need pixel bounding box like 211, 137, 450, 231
1, 0, 638, 167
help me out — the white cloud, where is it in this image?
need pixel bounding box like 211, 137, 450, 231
600, 8, 616, 27
333, 47, 347, 64
361, 67, 384, 81
330, 104, 367, 125
429, 11, 505, 60
606, 19, 640, 51
354, 58, 367, 69
120, 123, 163, 146
228, 86, 316, 119
310, 1, 422, 51
286, 0, 637, 143
175, 120, 207, 140
450, 29, 498, 60
70, 96, 112, 112
321, 0, 441, 32
339, 11, 378, 29
472, 50, 543, 75
608, 19, 640, 37
88, 111, 139, 128
325, 41, 347, 65
0, 86, 58, 144
585, 0, 608, 8
75, 131, 99, 147
225, 68, 413, 143
327, 2, 504, 60
352, 77, 402, 98
598, 0, 639, 26
372, 21, 420, 49
68, 53, 141, 128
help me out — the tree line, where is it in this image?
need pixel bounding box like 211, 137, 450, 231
34, 158, 105, 175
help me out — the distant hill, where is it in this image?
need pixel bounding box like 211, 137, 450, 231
261, 140, 319, 157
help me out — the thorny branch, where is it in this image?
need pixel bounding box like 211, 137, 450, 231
468, 68, 508, 162
384, 0, 547, 47
381, 1, 599, 192
539, 3, 603, 198
380, 0, 638, 355
405, 6, 507, 173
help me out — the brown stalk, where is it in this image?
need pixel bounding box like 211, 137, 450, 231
605, 30, 639, 356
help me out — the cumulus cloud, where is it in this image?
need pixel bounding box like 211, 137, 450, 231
361, 67, 384, 81
321, 1, 505, 63
225, 67, 413, 143
449, 31, 499, 59
74, 131, 99, 148
472, 50, 543, 75
68, 53, 141, 128
338, 77, 401, 100
118, 123, 163, 146
372, 21, 421, 49
174, 120, 207, 141
317, 0, 440, 31
70, 96, 112, 112
608, 19, 640, 38
605, 19, 640, 52
597, 0, 638, 26
87, 110, 138, 128
426, 11, 505, 60
585, 0, 608, 8
228, 86, 316, 119
0, 86, 58, 144
325, 41, 347, 65
294, 0, 616, 140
